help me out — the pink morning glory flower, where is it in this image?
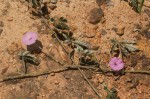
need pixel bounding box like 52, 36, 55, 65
22, 32, 38, 45
109, 57, 124, 71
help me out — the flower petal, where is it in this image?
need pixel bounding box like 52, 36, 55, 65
109, 57, 125, 71
110, 57, 119, 63
22, 32, 38, 45
116, 58, 123, 64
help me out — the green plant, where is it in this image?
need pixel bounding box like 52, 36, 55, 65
110, 39, 139, 58
18, 51, 40, 73
130, 0, 145, 13
104, 85, 119, 99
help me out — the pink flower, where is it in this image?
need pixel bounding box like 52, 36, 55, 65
22, 32, 38, 45
109, 57, 124, 71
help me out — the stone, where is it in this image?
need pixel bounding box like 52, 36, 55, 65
50, 0, 57, 4
116, 26, 125, 36
50, 73, 55, 76
88, 8, 104, 24
49, 4, 57, 10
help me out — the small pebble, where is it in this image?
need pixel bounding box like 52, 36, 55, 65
8, 18, 13, 21
50, 73, 55, 76
116, 26, 125, 36
88, 8, 104, 24
51, 0, 57, 4
54, 80, 59, 85
0, 21, 4, 27
49, 4, 57, 10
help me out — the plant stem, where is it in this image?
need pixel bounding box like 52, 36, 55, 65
38, 46, 64, 65
22, 57, 27, 74
42, 51, 64, 65
1, 65, 150, 82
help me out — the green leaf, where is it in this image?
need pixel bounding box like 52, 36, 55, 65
55, 22, 70, 30
123, 44, 139, 52
75, 44, 84, 52
50, 17, 55, 22
130, 0, 145, 13
137, 0, 145, 13
18, 51, 40, 66
73, 40, 90, 49
131, 0, 138, 11
104, 86, 109, 92
106, 88, 118, 99
31, 0, 39, 6
110, 39, 139, 57
120, 40, 136, 44
110, 42, 117, 55
62, 33, 69, 40
120, 44, 129, 56
83, 49, 93, 55
59, 17, 67, 22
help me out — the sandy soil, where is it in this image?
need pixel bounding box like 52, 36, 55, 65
0, 0, 150, 99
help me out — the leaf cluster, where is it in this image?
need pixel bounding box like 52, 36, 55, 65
129, 0, 145, 13
18, 51, 40, 66
110, 39, 139, 56
104, 86, 119, 99
50, 17, 99, 65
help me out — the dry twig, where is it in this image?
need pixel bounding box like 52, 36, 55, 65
1, 65, 150, 82
0, 65, 97, 82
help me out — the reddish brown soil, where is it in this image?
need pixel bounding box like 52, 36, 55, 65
0, 0, 150, 99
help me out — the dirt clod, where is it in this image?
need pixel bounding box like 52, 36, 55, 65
88, 8, 104, 24
49, 4, 57, 10
116, 26, 125, 36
